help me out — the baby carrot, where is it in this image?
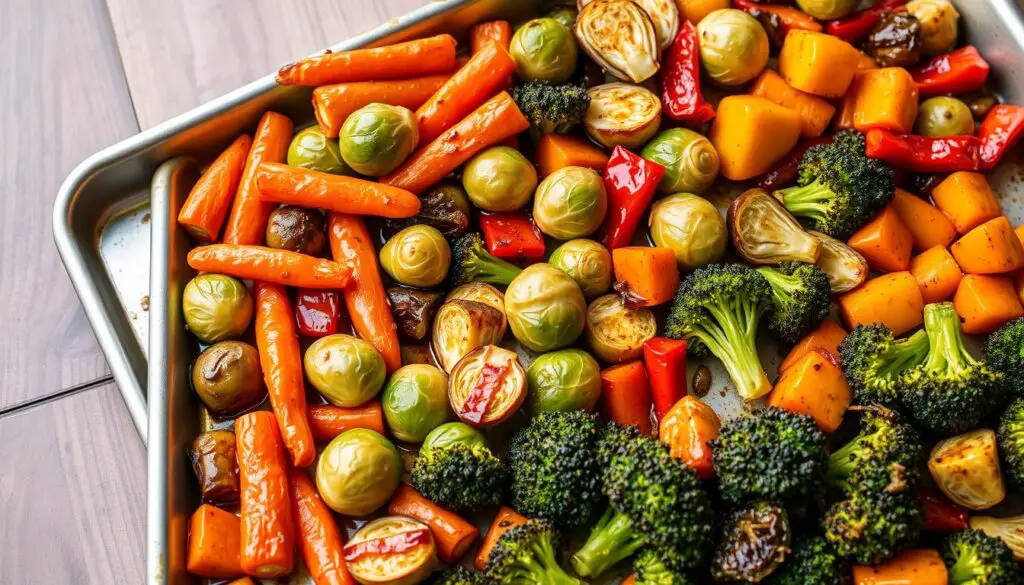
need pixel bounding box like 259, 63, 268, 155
177, 134, 252, 242
289, 469, 356, 585
308, 402, 386, 442
313, 74, 451, 138
388, 484, 479, 564
276, 34, 458, 86
255, 283, 316, 467
188, 245, 352, 289
470, 20, 512, 54
186, 504, 244, 579
256, 162, 420, 219
475, 506, 528, 571
223, 112, 293, 245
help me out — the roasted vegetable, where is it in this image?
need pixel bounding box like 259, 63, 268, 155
809, 230, 868, 293
756, 262, 831, 343
337, 103, 419, 176
286, 125, 350, 175
304, 334, 387, 407
650, 194, 727, 270
344, 516, 436, 585
906, 0, 960, 56
189, 430, 240, 504
532, 166, 608, 240
191, 341, 264, 415
446, 282, 507, 336
411, 425, 506, 510
387, 287, 444, 341
998, 398, 1024, 488
510, 17, 578, 83
485, 520, 582, 585
451, 232, 522, 287
183, 273, 253, 344
632, 548, 694, 585
697, 8, 770, 86
448, 345, 528, 428
316, 428, 402, 516
942, 529, 1021, 585
928, 429, 1006, 511
838, 324, 929, 407
584, 82, 662, 150
763, 534, 848, 585
548, 239, 613, 298
641, 128, 720, 195
825, 408, 923, 498
265, 205, 327, 255
381, 364, 450, 443
824, 488, 923, 566
510, 81, 590, 144
422, 421, 486, 452
526, 348, 602, 413
711, 501, 791, 583
429, 566, 489, 585
462, 146, 538, 213
585, 294, 656, 363
796, 0, 858, 20
576, 0, 660, 83
385, 182, 471, 239
866, 11, 923, 68
380, 225, 451, 288
970, 515, 1024, 562
505, 264, 587, 352
986, 317, 1024, 398
916, 96, 974, 138
728, 188, 821, 266
431, 299, 505, 373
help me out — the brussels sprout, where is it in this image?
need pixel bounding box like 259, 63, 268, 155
532, 166, 608, 240
641, 129, 720, 195
265, 205, 327, 255
526, 349, 602, 413
728, 188, 821, 265
191, 341, 265, 415
380, 225, 451, 288
304, 334, 387, 407
649, 194, 727, 270
337, 103, 419, 176
584, 83, 662, 150
286, 125, 351, 175
510, 18, 578, 84
915, 96, 974, 138
385, 182, 471, 239
462, 146, 538, 212
345, 516, 436, 585
446, 282, 507, 337
183, 274, 253, 343
809, 231, 869, 293
795, 0, 858, 21
432, 300, 506, 373
546, 4, 578, 29
387, 287, 444, 341
580, 0, 680, 51
585, 294, 656, 363
697, 9, 770, 86
505, 264, 587, 352
382, 364, 451, 443
422, 421, 487, 452
449, 345, 528, 428
906, 0, 959, 56
929, 429, 1006, 511
576, 0, 660, 83
316, 429, 402, 516
548, 239, 613, 298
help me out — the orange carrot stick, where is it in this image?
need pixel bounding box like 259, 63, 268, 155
276, 34, 458, 86
381, 91, 530, 194
329, 214, 402, 373
470, 20, 513, 54
178, 134, 252, 242
255, 283, 316, 467
255, 162, 420, 219
223, 112, 293, 245
188, 245, 352, 289
475, 506, 528, 571
416, 41, 518, 145
308, 402, 386, 442
601, 361, 654, 435
225, 579, 257, 585
387, 484, 479, 564
313, 75, 452, 138
186, 504, 244, 579
236, 411, 295, 578
289, 469, 356, 585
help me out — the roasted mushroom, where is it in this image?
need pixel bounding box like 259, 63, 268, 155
432, 300, 505, 373
866, 11, 923, 68
584, 82, 662, 150
448, 345, 528, 428
265, 205, 327, 255
576, 0, 660, 83
585, 294, 656, 363
809, 231, 869, 293
189, 430, 240, 504
711, 501, 791, 583
384, 182, 471, 239
728, 188, 820, 265
387, 287, 444, 341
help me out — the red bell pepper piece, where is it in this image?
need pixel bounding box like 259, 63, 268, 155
602, 146, 666, 250
294, 289, 345, 337
756, 136, 832, 190
733, 0, 823, 35
919, 489, 969, 532
479, 213, 545, 260
864, 128, 982, 173
825, 0, 906, 42
643, 337, 688, 422
979, 104, 1024, 169
661, 22, 716, 126
911, 46, 991, 97
600, 361, 653, 435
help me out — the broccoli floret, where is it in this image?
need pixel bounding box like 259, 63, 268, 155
664, 263, 773, 400
451, 232, 522, 287
986, 317, 1024, 398
507, 411, 602, 529
410, 443, 505, 510
710, 501, 791, 583
839, 324, 930, 407
823, 486, 922, 565
997, 398, 1024, 489
429, 566, 489, 585
510, 81, 590, 143
756, 262, 831, 343
633, 549, 695, 585
825, 408, 922, 497
943, 529, 1021, 585
776, 130, 894, 239
763, 535, 849, 585
710, 406, 827, 505
485, 519, 582, 585
901, 302, 1004, 436
571, 424, 714, 577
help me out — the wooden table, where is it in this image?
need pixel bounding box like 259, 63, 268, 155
0, 1, 422, 582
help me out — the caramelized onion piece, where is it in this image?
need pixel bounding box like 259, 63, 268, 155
576, 0, 660, 83
728, 188, 820, 265
809, 231, 869, 293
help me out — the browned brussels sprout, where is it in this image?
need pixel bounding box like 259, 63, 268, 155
387, 287, 445, 341
189, 430, 240, 504
265, 205, 327, 255
191, 341, 265, 415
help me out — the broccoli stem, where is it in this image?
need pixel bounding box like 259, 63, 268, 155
878, 330, 930, 378
694, 296, 771, 400
519, 534, 583, 585
473, 257, 523, 286
824, 432, 871, 492
922, 303, 977, 375
571, 508, 647, 578
777, 180, 834, 224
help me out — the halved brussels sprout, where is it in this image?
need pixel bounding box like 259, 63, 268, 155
809, 231, 869, 293
449, 345, 528, 428
422, 421, 487, 452
382, 364, 451, 443
533, 166, 608, 240
971, 515, 1024, 561
641, 129, 720, 195
287, 125, 351, 175
915, 96, 974, 138
505, 264, 588, 352
580, 0, 680, 50
526, 348, 602, 413
548, 239, 613, 298
432, 300, 506, 373
446, 282, 507, 338
183, 273, 253, 343
510, 17, 579, 84
192, 341, 265, 416
380, 225, 451, 288
385, 182, 471, 239
304, 334, 387, 407
906, 0, 960, 56
585, 294, 656, 363
584, 83, 662, 150
577, 0, 660, 83
649, 194, 727, 270
462, 146, 538, 212
795, 0, 858, 20
316, 428, 402, 516
345, 516, 437, 585
929, 429, 1006, 510
337, 103, 419, 177
697, 9, 769, 86
728, 188, 820, 265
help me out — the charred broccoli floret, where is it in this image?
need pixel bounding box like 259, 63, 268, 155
507, 411, 602, 529
901, 302, 1004, 436
410, 442, 505, 510
824, 484, 923, 565
510, 81, 590, 143
764, 535, 849, 585
451, 232, 522, 287
839, 324, 929, 407
710, 501, 791, 583
485, 519, 582, 585
997, 398, 1024, 489
571, 424, 714, 577
633, 549, 695, 585
775, 130, 895, 239
825, 408, 922, 497
943, 529, 1022, 585
986, 317, 1024, 398
429, 566, 489, 585
710, 406, 827, 505
756, 262, 831, 343
664, 263, 773, 400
